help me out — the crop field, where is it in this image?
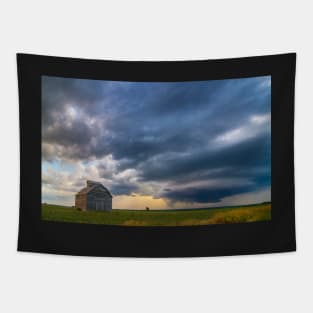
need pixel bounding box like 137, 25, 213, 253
42, 202, 271, 226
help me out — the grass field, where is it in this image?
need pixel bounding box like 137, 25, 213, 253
41, 202, 271, 226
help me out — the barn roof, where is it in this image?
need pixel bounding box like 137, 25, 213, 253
76, 180, 113, 198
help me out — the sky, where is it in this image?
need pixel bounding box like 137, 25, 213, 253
41, 75, 271, 209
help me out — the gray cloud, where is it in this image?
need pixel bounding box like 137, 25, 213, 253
42, 76, 271, 205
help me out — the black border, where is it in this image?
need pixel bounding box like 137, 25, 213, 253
17, 53, 296, 257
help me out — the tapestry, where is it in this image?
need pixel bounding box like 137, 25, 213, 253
17, 53, 296, 257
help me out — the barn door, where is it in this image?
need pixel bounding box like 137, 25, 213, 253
95, 199, 104, 211
96, 200, 100, 211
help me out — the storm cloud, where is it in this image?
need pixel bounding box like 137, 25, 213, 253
42, 75, 271, 208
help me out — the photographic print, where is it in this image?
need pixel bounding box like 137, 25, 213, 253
41, 75, 271, 226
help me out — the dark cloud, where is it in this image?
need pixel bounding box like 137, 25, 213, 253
110, 183, 138, 196
138, 133, 270, 182
42, 76, 271, 204
162, 185, 254, 203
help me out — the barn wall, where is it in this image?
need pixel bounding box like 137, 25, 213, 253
75, 194, 87, 210
87, 195, 95, 210
86, 194, 112, 211
103, 197, 112, 211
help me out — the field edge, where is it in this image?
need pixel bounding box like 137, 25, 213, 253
41, 202, 271, 227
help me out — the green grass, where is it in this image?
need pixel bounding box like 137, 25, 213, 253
41, 202, 271, 226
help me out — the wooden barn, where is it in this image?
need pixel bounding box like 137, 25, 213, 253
75, 180, 112, 211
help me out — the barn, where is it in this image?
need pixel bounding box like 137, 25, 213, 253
75, 180, 112, 211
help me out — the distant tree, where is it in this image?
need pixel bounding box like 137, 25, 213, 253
145, 207, 150, 211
